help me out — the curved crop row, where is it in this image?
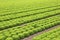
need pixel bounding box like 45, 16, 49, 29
0, 10, 60, 30
33, 26, 60, 40
0, 15, 60, 40
0, 6, 60, 21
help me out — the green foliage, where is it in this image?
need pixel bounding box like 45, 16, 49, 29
33, 27, 60, 40
0, 0, 60, 40
0, 15, 60, 40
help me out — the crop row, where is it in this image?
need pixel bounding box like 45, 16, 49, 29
0, 5, 60, 16
0, 10, 60, 30
0, 6, 60, 21
0, 15, 60, 40
33, 26, 60, 40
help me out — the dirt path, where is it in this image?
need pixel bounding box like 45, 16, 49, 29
22, 25, 60, 40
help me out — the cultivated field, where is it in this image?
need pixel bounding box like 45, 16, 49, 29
0, 0, 60, 40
